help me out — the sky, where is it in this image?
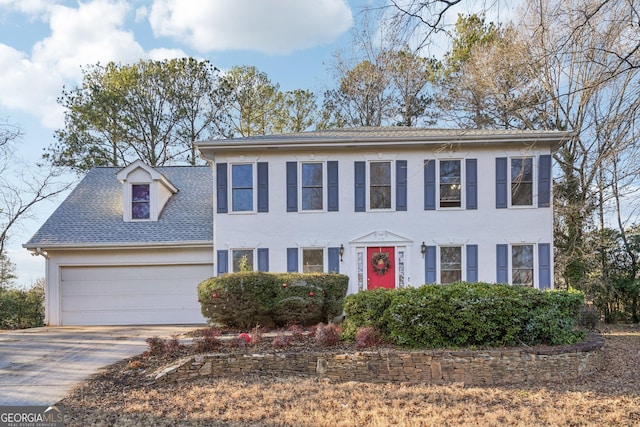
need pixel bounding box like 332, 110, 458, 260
0, 0, 518, 286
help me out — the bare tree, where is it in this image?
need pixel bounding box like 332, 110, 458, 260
322, 6, 438, 128
1, 121, 72, 263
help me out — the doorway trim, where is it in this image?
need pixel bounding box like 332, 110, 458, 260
350, 230, 413, 291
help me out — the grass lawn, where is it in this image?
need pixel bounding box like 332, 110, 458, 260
61, 325, 640, 426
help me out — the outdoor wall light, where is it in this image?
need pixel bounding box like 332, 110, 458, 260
421, 242, 427, 258
339, 244, 345, 262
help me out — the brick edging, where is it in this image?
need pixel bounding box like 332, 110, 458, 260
152, 333, 605, 386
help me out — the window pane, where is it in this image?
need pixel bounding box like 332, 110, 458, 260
232, 189, 253, 211
440, 246, 462, 284
302, 163, 323, 210
370, 162, 391, 185
370, 186, 391, 209
132, 202, 150, 219
440, 160, 461, 184
511, 158, 533, 206
512, 245, 533, 268
232, 164, 253, 211
232, 250, 254, 272
441, 270, 462, 284
302, 163, 323, 186
232, 164, 253, 187
302, 188, 323, 210
513, 269, 533, 286
132, 184, 150, 202
303, 249, 323, 273
512, 245, 534, 286
512, 183, 533, 205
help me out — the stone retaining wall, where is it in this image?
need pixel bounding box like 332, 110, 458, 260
153, 334, 604, 386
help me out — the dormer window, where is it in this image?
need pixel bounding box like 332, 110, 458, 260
117, 160, 178, 222
131, 184, 151, 219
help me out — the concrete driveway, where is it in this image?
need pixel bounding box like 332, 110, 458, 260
0, 325, 202, 406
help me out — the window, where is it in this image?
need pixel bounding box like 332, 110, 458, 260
232, 249, 254, 272
440, 160, 461, 208
232, 164, 253, 212
440, 246, 462, 284
301, 163, 323, 210
370, 161, 392, 209
302, 249, 323, 273
511, 157, 533, 206
512, 245, 534, 286
131, 184, 150, 219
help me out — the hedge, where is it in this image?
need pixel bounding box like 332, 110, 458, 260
198, 272, 349, 328
0, 285, 45, 329
342, 282, 585, 348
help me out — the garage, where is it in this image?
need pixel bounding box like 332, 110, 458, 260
60, 264, 211, 325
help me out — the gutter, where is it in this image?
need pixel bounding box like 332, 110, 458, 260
23, 240, 214, 252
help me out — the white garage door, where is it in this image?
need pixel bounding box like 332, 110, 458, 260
60, 264, 211, 325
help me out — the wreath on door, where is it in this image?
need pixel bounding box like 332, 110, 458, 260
371, 252, 391, 275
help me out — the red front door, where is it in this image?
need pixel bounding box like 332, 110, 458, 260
367, 247, 395, 289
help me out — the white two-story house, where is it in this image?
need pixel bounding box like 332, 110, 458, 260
196, 127, 569, 296
24, 127, 570, 326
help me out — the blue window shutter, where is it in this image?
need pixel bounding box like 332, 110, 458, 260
496, 157, 508, 209
396, 160, 408, 211
257, 248, 269, 272
216, 163, 228, 213
286, 162, 297, 212
538, 243, 551, 289
287, 248, 298, 272
217, 250, 228, 275
466, 245, 478, 283
538, 155, 552, 208
327, 161, 339, 212
354, 161, 366, 212
496, 244, 508, 283
328, 247, 340, 273
257, 162, 269, 212
424, 160, 436, 210
425, 245, 437, 284
466, 159, 478, 210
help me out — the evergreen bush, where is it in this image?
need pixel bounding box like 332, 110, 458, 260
198, 272, 348, 328
343, 282, 586, 349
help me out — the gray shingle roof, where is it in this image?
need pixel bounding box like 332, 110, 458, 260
24, 166, 213, 249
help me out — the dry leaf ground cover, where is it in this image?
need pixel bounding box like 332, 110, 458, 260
61, 325, 640, 427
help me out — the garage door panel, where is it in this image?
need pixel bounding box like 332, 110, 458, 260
61, 265, 208, 282
60, 264, 211, 325
61, 279, 202, 297
61, 293, 199, 311
60, 308, 201, 326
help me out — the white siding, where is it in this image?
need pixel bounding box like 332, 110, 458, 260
213, 145, 554, 291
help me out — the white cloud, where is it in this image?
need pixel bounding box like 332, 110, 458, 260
148, 0, 353, 55
0, 0, 58, 16
32, 1, 146, 80
147, 47, 189, 61
0, 0, 156, 129
0, 44, 65, 128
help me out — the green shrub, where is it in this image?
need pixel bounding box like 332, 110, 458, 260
198, 272, 348, 328
343, 282, 586, 349
341, 287, 394, 340
0, 283, 45, 329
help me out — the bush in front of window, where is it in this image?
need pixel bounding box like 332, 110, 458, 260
197, 272, 348, 329
342, 282, 585, 349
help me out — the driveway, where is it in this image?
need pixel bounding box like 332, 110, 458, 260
0, 325, 202, 406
